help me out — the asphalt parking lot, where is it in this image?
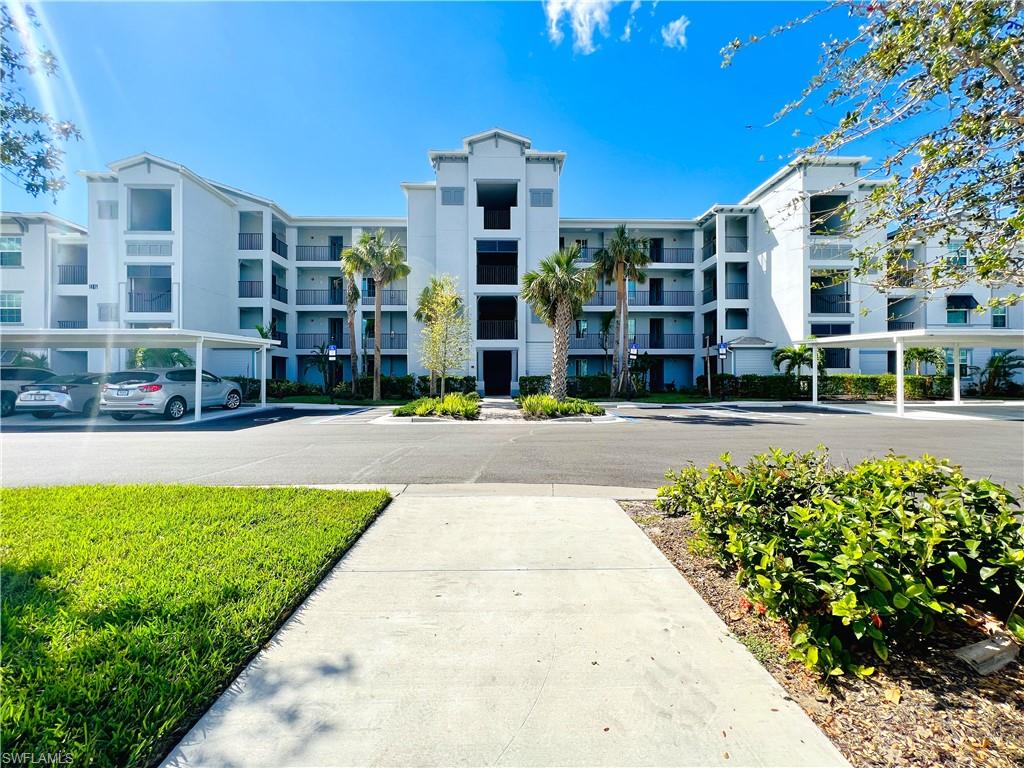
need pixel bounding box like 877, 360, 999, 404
2, 401, 1021, 488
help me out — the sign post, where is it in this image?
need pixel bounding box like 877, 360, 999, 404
328, 344, 338, 403
717, 337, 728, 400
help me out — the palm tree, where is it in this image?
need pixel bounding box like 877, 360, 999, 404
903, 347, 945, 375
593, 225, 650, 397
521, 245, 596, 401
979, 350, 1024, 396
772, 344, 814, 377
132, 348, 194, 368
339, 252, 362, 396
11, 350, 48, 368
598, 313, 614, 378
303, 343, 334, 399
415, 275, 464, 396
342, 229, 410, 401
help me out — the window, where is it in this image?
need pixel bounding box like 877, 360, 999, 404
0, 236, 22, 267
362, 277, 376, 297
725, 308, 748, 330
575, 319, 588, 337
946, 242, 968, 267
571, 359, 588, 377
810, 323, 852, 337
0, 292, 22, 323
945, 295, 977, 325
945, 348, 972, 376
440, 187, 465, 206
809, 194, 850, 235
128, 188, 172, 231
992, 305, 1007, 328
98, 303, 118, 322
529, 188, 553, 207
97, 200, 118, 219
574, 239, 588, 248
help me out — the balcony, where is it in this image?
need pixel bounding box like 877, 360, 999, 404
477, 264, 518, 285
571, 333, 695, 350
296, 332, 349, 349
57, 264, 87, 285
725, 235, 748, 253
366, 332, 407, 350
629, 290, 694, 307
584, 291, 616, 307
702, 287, 716, 304
483, 208, 511, 230
296, 289, 345, 306
271, 284, 288, 303
823, 348, 850, 368
238, 280, 263, 298
296, 245, 335, 262
477, 320, 517, 340
702, 241, 716, 261
238, 233, 263, 250
576, 245, 602, 261
271, 330, 287, 348
887, 320, 915, 331
362, 289, 407, 306
127, 291, 172, 313
56, 320, 87, 329
810, 294, 851, 314
725, 282, 749, 300
271, 234, 288, 259
654, 247, 694, 264
569, 334, 609, 350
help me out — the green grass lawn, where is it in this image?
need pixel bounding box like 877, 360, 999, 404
0, 485, 390, 766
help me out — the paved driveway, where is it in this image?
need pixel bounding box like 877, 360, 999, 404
163, 494, 847, 768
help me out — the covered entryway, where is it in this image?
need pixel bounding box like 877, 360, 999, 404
482, 350, 512, 395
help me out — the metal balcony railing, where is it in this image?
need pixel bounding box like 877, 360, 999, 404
655, 247, 695, 264
271, 234, 288, 258
575, 245, 602, 261
365, 332, 407, 350
56, 320, 87, 329
810, 294, 851, 313
271, 331, 287, 348
127, 290, 172, 312
584, 291, 616, 307
726, 282, 749, 300
630, 333, 696, 350
724, 235, 748, 253
702, 287, 716, 304
238, 280, 263, 298
296, 332, 349, 349
823, 348, 850, 368
628, 290, 695, 306
296, 245, 335, 262
295, 289, 345, 306
57, 264, 87, 285
702, 241, 716, 260
569, 334, 610, 350
271, 284, 288, 303
477, 320, 517, 340
483, 208, 511, 230
887, 320, 915, 331
361, 289, 407, 306
238, 233, 263, 250
477, 264, 518, 285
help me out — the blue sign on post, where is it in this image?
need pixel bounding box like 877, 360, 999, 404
629, 342, 639, 360
328, 344, 337, 359
718, 341, 729, 359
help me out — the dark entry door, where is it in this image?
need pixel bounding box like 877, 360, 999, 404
649, 358, 665, 391
649, 318, 665, 349
649, 277, 664, 306
329, 235, 345, 260
483, 351, 512, 395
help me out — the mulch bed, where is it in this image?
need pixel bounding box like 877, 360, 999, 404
622, 500, 1024, 768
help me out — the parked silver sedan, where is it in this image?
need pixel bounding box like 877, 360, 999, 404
99, 368, 243, 421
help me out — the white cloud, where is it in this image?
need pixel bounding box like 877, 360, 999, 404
544, 0, 619, 54
660, 14, 690, 49
620, 18, 632, 42
629, 0, 641, 13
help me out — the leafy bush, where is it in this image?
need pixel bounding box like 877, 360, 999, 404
392, 393, 479, 419
695, 373, 952, 401
415, 375, 477, 396
657, 449, 1024, 677
518, 374, 612, 398
519, 394, 605, 419
518, 376, 550, 396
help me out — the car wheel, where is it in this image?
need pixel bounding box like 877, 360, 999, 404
82, 399, 98, 417
31, 412, 55, 419
0, 392, 14, 417
224, 390, 241, 410
164, 397, 187, 421
110, 412, 134, 421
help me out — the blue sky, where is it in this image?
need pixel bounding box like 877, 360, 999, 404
3, 1, 876, 223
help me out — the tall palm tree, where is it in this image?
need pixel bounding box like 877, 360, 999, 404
521, 245, 596, 401
339, 251, 362, 396
772, 344, 814, 377
903, 347, 945, 375
415, 275, 463, 396
342, 229, 410, 400
593, 225, 650, 396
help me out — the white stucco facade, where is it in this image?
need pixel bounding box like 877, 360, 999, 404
3, 128, 1020, 390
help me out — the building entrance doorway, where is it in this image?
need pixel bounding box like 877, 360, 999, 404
482, 350, 512, 395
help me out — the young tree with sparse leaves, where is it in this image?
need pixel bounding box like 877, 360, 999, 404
723, 1, 1024, 305
416, 275, 464, 396
419, 277, 471, 397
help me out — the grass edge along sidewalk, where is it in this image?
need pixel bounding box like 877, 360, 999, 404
0, 484, 390, 767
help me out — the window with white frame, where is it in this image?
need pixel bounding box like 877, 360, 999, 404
97, 200, 118, 219
98, 303, 118, 322
945, 295, 976, 324
529, 189, 553, 207
0, 292, 22, 323
945, 348, 972, 376
440, 187, 465, 206
0, 236, 22, 267
946, 241, 968, 267
992, 305, 1007, 328
570, 358, 588, 377
575, 318, 588, 337
128, 188, 172, 231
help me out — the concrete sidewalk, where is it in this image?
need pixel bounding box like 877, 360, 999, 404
163, 494, 848, 768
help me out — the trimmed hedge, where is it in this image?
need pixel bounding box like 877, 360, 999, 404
657, 449, 1024, 677
696, 373, 952, 401
518, 374, 613, 398
518, 394, 605, 419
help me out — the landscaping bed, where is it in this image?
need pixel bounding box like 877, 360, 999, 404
392, 392, 480, 419
518, 394, 606, 419
0, 485, 390, 767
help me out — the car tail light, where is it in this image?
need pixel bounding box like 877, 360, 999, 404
138, 384, 162, 393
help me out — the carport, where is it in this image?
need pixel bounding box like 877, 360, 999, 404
800, 328, 1023, 416
0, 329, 279, 422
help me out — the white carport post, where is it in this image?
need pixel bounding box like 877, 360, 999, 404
104, 346, 113, 375
194, 336, 204, 423
260, 345, 267, 408
952, 343, 961, 405
811, 351, 818, 405
894, 337, 905, 417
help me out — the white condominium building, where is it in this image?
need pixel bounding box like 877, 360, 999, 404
2, 128, 1020, 392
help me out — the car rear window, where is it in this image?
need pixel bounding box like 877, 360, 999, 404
0, 368, 53, 381
164, 370, 197, 382
108, 372, 159, 384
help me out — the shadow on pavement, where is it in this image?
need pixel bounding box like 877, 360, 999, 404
0, 407, 333, 434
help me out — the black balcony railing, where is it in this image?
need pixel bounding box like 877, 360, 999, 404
823, 348, 850, 368
702, 241, 716, 260
365, 332, 407, 350
655, 247, 695, 264
570, 333, 695, 350
295, 289, 345, 306
238, 280, 263, 298
726, 282, 749, 300
569, 334, 609, 350
483, 208, 511, 230
57, 264, 87, 285
271, 284, 288, 303
271, 331, 287, 348
702, 287, 716, 304
361, 289, 407, 306
576, 245, 602, 261
887, 320, 915, 331
296, 332, 349, 349
296, 245, 335, 262
271, 234, 288, 258
56, 320, 87, 329
725, 235, 748, 253
127, 291, 172, 312
477, 320, 517, 340
238, 233, 263, 250
810, 294, 851, 313
584, 291, 616, 307
629, 290, 695, 306
477, 264, 518, 285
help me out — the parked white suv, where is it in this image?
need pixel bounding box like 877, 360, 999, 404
99, 368, 243, 421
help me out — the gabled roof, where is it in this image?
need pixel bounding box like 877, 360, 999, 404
739, 155, 872, 205
462, 127, 532, 149
727, 336, 775, 348
81, 152, 238, 207
0, 211, 87, 234
428, 128, 565, 172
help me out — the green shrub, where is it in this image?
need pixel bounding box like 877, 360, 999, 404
519, 394, 605, 419
657, 449, 1024, 677
415, 375, 477, 396
695, 373, 952, 401
392, 393, 479, 419
518, 374, 613, 398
